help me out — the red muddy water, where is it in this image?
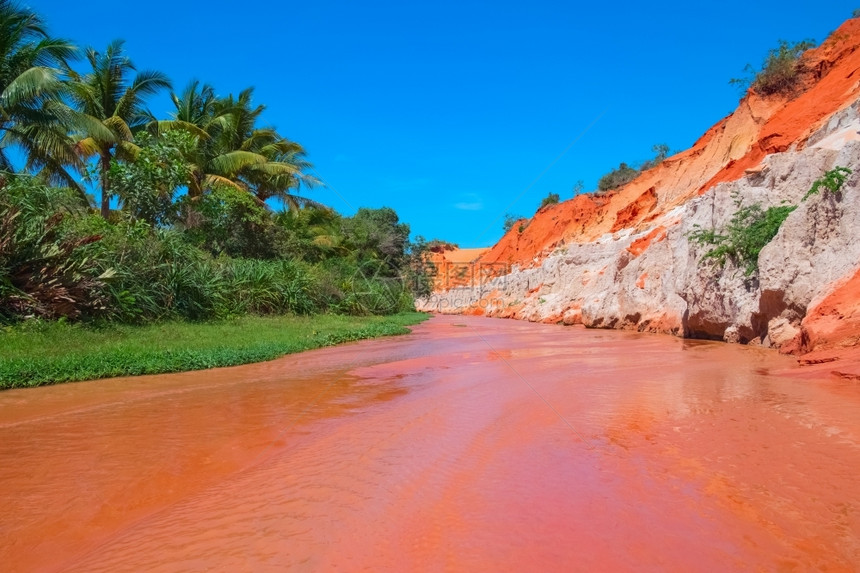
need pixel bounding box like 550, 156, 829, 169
1, 315, 860, 571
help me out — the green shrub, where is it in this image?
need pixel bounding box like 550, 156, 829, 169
730, 39, 816, 96
598, 144, 670, 191
402, 236, 438, 299
539, 192, 560, 209
503, 213, 525, 233
640, 144, 670, 171
109, 131, 194, 226
0, 176, 111, 322
274, 207, 344, 262
181, 185, 279, 260
598, 162, 639, 191
803, 166, 852, 201
338, 258, 414, 315
79, 222, 326, 321
220, 258, 316, 316
339, 207, 410, 268
689, 195, 796, 276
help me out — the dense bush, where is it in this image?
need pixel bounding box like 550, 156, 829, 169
0, 175, 426, 324
730, 39, 816, 96
0, 177, 111, 321
108, 131, 194, 226
340, 207, 410, 269
181, 185, 280, 259
597, 162, 639, 191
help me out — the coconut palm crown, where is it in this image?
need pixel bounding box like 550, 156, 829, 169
0, 0, 82, 188
67, 39, 171, 217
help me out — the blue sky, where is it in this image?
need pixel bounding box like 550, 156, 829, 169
26, 0, 859, 247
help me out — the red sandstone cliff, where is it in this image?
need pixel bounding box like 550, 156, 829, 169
423, 19, 860, 379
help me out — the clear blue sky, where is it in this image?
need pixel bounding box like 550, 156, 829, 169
26, 0, 859, 247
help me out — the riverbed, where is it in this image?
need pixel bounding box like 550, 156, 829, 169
1, 315, 858, 571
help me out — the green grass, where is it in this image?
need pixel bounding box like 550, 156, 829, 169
0, 312, 430, 389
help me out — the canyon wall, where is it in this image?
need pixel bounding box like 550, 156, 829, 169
418, 20, 860, 376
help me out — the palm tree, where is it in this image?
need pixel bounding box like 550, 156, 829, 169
241, 135, 322, 209
157, 83, 320, 209
154, 79, 220, 140
68, 39, 171, 217
0, 0, 81, 188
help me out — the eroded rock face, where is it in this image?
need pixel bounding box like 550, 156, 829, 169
418, 101, 860, 352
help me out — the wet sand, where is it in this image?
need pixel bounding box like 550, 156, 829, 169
1, 315, 859, 571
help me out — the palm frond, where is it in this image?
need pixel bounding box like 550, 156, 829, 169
203, 173, 245, 192
74, 136, 100, 157
115, 139, 140, 162
156, 119, 209, 140
31, 37, 77, 69
280, 194, 328, 211
103, 115, 133, 141
48, 104, 114, 142
209, 150, 266, 176
115, 69, 171, 119
244, 161, 300, 177
0, 66, 62, 107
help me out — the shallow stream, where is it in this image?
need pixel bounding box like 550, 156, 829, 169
2, 315, 859, 571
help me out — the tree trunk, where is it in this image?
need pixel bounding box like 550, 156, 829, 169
99, 152, 111, 218
184, 173, 203, 228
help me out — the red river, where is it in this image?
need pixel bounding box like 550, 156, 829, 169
1, 315, 859, 571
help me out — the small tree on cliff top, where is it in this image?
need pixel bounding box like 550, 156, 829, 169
539, 192, 560, 209
730, 39, 816, 96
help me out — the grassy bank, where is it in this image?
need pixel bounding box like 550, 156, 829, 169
0, 312, 429, 390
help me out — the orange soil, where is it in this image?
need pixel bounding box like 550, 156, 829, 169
627, 226, 667, 258
611, 187, 658, 232
785, 269, 860, 380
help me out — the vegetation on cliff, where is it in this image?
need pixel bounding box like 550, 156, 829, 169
597, 144, 669, 192
802, 166, 852, 201
730, 39, 817, 96
539, 192, 560, 209
689, 167, 853, 277
689, 196, 797, 277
